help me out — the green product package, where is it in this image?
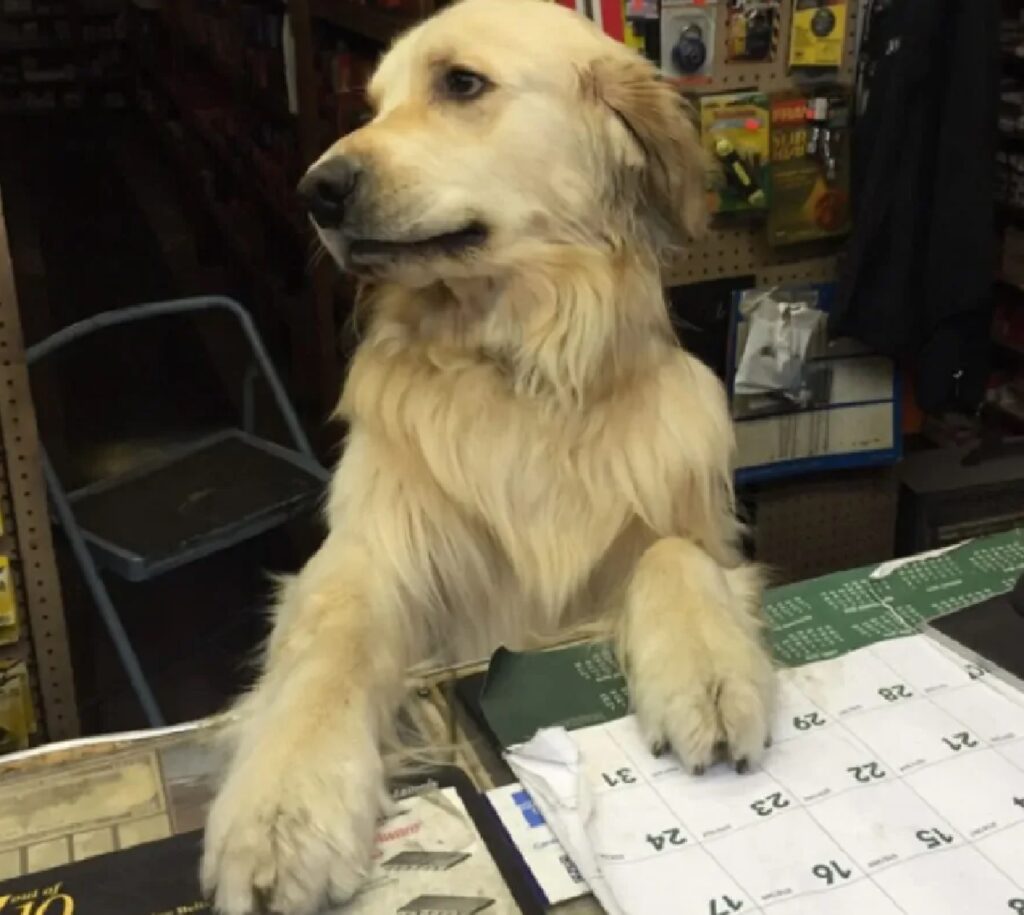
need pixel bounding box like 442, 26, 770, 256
767, 92, 851, 245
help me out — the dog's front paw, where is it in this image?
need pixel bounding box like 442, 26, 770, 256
631, 638, 773, 775
622, 541, 775, 775
202, 737, 384, 915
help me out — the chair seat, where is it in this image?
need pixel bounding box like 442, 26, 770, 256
68, 429, 326, 581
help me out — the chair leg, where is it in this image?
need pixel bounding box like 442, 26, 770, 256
42, 453, 166, 728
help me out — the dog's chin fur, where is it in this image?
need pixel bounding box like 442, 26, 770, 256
202, 4, 775, 914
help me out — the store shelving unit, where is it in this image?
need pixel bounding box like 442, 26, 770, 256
0, 186, 79, 749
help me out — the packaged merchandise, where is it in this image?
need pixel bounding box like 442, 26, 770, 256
661, 0, 717, 82
700, 90, 771, 213
789, 0, 847, 68
725, 0, 781, 63
768, 90, 851, 245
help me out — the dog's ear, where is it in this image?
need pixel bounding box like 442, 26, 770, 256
586, 55, 710, 246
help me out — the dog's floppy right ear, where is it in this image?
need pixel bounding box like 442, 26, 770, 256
586, 54, 710, 246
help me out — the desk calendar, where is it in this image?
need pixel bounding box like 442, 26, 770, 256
507, 634, 1024, 915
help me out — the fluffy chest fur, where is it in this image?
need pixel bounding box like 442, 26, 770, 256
330, 293, 739, 655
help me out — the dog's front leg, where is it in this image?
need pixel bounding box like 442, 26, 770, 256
619, 537, 775, 774
201, 537, 406, 915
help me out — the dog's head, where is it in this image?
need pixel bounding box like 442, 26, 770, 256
299, 0, 708, 286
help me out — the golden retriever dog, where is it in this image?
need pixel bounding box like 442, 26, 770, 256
202, 0, 775, 911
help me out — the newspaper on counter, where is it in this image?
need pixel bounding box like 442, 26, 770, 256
348, 781, 519, 914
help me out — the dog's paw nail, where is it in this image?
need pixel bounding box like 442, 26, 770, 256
734, 758, 750, 775
764, 735, 773, 749
650, 740, 669, 757
691, 764, 706, 776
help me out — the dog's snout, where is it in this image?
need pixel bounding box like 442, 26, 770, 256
298, 157, 360, 229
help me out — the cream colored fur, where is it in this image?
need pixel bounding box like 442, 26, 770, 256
202, 2, 775, 912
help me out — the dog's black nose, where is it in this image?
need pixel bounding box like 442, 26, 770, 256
298, 157, 359, 228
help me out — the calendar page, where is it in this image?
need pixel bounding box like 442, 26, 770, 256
507, 635, 1024, 915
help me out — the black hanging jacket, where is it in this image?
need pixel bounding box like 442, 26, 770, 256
832, 0, 1000, 413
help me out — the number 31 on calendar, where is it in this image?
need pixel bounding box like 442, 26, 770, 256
601, 767, 637, 787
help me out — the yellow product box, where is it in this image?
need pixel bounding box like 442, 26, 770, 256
0, 661, 34, 752
789, 0, 847, 68
0, 555, 17, 647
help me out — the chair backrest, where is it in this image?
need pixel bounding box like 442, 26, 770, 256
26, 296, 319, 468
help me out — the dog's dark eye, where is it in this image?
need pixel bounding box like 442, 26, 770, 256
441, 67, 490, 100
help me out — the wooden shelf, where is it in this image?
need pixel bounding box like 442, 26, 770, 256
999, 131, 1024, 153
126, 0, 424, 416
191, 113, 306, 240
230, 65, 293, 124
997, 202, 1024, 228
79, 3, 121, 16
307, 0, 415, 43
187, 38, 294, 125
989, 398, 1024, 427
138, 63, 306, 244
1004, 51, 1024, 78
1, 2, 122, 18
994, 336, 1024, 358
0, 8, 72, 20
0, 72, 75, 86
0, 35, 76, 50
139, 96, 288, 300
2, 70, 125, 85
997, 278, 1024, 302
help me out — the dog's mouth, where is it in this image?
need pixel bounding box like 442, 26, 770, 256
347, 221, 489, 265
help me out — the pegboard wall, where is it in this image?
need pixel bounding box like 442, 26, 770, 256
666, 222, 845, 287
750, 465, 898, 584
664, 0, 863, 288
0, 190, 79, 747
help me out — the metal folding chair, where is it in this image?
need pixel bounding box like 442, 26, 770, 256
27, 296, 330, 727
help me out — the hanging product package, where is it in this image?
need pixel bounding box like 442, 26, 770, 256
789, 0, 848, 68
768, 90, 851, 245
734, 287, 825, 405
0, 661, 34, 752
624, 0, 659, 62
725, 0, 781, 63
661, 1, 717, 82
700, 91, 771, 213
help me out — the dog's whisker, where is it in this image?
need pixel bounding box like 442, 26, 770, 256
306, 243, 328, 273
